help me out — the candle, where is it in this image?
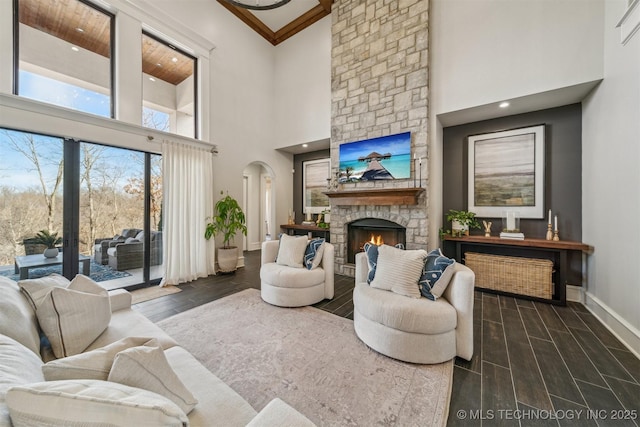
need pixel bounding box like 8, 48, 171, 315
554, 215, 558, 231
507, 211, 516, 231
419, 157, 422, 165
548, 209, 551, 225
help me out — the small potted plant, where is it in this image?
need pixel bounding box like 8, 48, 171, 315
446, 209, 480, 237
205, 192, 248, 273
33, 229, 63, 258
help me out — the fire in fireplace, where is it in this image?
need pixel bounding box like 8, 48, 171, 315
347, 218, 406, 264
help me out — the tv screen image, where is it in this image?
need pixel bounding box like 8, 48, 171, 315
338, 132, 411, 182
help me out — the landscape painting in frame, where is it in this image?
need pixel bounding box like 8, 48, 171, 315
338, 132, 411, 182
468, 125, 545, 219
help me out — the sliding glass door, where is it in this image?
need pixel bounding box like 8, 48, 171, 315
0, 127, 162, 288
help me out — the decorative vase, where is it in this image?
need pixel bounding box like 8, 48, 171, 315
217, 246, 238, 273
43, 248, 59, 258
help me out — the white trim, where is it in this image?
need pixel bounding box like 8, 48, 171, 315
248, 242, 262, 251
617, 0, 640, 45
0, 93, 215, 153
584, 291, 640, 358
566, 285, 584, 303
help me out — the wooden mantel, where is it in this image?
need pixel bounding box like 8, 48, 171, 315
324, 188, 424, 206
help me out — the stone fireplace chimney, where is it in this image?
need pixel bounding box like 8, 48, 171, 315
330, 0, 430, 276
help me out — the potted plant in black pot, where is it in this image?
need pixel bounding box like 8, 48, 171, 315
204, 193, 248, 273
33, 229, 63, 258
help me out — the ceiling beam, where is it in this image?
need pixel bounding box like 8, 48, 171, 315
216, 0, 332, 46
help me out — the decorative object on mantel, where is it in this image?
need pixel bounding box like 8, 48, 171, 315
483, 220, 492, 237
500, 210, 524, 240
445, 209, 481, 238
301, 211, 315, 226
221, 0, 290, 10
546, 209, 554, 240
287, 209, 295, 225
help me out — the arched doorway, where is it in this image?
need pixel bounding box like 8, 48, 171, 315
242, 162, 276, 251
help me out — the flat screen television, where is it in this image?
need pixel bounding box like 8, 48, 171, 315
338, 132, 411, 182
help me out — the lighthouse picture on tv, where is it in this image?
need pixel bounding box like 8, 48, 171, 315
338, 132, 411, 182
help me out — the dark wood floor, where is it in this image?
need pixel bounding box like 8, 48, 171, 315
134, 251, 640, 426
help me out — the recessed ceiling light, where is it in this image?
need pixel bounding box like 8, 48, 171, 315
171, 57, 178, 63
76, 27, 84, 33
302, 143, 308, 148
499, 102, 510, 108
71, 46, 79, 52
149, 77, 156, 82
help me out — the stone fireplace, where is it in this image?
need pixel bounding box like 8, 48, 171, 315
330, 0, 429, 276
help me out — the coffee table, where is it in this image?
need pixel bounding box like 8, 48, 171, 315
14, 254, 91, 280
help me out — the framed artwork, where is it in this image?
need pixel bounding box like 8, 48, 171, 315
468, 125, 545, 219
338, 132, 411, 182
303, 158, 331, 214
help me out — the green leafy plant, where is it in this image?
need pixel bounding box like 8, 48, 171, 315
445, 209, 481, 237
33, 229, 63, 249
204, 193, 247, 249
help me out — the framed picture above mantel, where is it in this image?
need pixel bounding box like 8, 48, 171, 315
468, 125, 545, 219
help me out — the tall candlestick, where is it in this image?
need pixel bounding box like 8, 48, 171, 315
418, 157, 422, 187
548, 209, 551, 225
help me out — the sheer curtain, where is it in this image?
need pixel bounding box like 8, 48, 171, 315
160, 140, 215, 286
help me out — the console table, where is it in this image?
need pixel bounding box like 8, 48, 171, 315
443, 235, 593, 305
280, 224, 330, 242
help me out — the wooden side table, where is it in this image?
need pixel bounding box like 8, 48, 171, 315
280, 224, 331, 242
443, 235, 593, 305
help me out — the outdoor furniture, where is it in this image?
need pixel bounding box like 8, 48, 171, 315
94, 229, 142, 265
14, 254, 91, 280
21, 238, 47, 256
107, 231, 163, 271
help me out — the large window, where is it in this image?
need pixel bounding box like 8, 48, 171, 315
15, 0, 114, 117
0, 127, 163, 289
142, 32, 197, 138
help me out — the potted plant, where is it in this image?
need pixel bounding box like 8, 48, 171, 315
446, 209, 481, 237
33, 229, 63, 258
205, 193, 248, 273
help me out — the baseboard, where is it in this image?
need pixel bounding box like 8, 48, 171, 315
248, 242, 262, 251
584, 291, 640, 358
566, 285, 584, 303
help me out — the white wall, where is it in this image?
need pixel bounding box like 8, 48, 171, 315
274, 15, 331, 147
582, 0, 640, 353
430, 0, 604, 115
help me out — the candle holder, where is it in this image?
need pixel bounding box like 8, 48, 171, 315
553, 230, 560, 241
545, 224, 553, 241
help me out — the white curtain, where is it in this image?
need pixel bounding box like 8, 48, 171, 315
160, 141, 215, 286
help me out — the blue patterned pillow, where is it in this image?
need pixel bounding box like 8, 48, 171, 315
363, 243, 405, 283
304, 238, 326, 270
419, 249, 456, 301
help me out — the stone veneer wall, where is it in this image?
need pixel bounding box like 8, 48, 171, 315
330, 0, 430, 276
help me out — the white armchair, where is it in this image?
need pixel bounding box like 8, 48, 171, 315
260, 239, 335, 307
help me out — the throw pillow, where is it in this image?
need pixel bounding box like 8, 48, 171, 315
370, 244, 427, 299
36, 281, 111, 358
5, 380, 188, 426
108, 345, 198, 414
125, 237, 137, 244
0, 334, 44, 398
42, 337, 159, 381
0, 277, 41, 356
419, 249, 456, 301
275, 234, 308, 268
363, 243, 405, 283
18, 273, 71, 311
304, 238, 325, 270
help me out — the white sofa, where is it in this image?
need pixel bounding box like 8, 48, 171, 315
0, 276, 315, 426
260, 239, 334, 307
353, 251, 475, 364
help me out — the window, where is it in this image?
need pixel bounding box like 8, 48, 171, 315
15, 0, 114, 117
142, 32, 197, 138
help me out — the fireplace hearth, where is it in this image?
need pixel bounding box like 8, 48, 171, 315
347, 218, 406, 264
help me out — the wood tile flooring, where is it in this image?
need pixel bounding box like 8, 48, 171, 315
133, 251, 639, 426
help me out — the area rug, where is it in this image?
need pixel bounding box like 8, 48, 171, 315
131, 285, 181, 304
0, 260, 132, 282
157, 289, 452, 426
